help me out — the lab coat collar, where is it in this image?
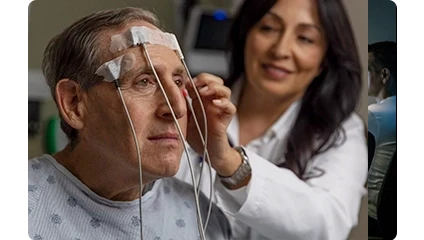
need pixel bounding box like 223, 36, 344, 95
227, 78, 302, 145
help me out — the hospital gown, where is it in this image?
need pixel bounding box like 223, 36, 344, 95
28, 154, 231, 240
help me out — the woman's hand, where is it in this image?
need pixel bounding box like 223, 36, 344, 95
185, 73, 240, 175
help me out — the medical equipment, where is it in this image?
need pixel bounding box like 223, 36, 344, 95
183, 5, 233, 77
29, 100, 41, 137
45, 115, 68, 154
95, 26, 214, 240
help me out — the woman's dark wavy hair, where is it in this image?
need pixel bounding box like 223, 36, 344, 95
227, 0, 362, 179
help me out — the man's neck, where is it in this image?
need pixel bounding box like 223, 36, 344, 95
53, 144, 146, 201
377, 90, 395, 103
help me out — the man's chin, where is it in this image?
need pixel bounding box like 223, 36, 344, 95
142, 160, 181, 179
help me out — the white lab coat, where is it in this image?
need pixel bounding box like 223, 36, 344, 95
175, 80, 368, 240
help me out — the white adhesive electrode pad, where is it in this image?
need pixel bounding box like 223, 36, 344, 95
110, 26, 183, 59
96, 27, 185, 82
95, 52, 136, 82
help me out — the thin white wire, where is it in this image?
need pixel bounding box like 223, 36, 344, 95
180, 59, 214, 232
114, 83, 144, 240
185, 101, 214, 231
142, 43, 207, 240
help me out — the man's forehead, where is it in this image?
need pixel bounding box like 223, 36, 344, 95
100, 20, 159, 59
149, 49, 183, 75
101, 20, 182, 61
124, 45, 181, 67
144, 44, 180, 60
95, 21, 185, 81
122, 45, 184, 77
106, 20, 159, 40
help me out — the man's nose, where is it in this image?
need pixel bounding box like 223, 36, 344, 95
156, 80, 186, 120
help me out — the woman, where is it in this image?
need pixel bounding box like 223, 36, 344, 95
178, 0, 367, 239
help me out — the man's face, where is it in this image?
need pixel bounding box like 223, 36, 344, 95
368, 52, 384, 97
80, 21, 188, 181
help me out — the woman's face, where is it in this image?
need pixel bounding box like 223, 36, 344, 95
244, 0, 327, 100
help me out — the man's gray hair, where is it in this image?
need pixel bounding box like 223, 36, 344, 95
42, 7, 160, 145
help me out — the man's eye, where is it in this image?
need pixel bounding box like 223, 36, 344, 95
174, 79, 184, 87
136, 78, 153, 87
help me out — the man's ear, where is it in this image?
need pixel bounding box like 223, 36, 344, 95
381, 68, 391, 85
55, 79, 86, 131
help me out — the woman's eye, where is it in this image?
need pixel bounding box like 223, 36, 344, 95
298, 36, 314, 44
259, 25, 279, 32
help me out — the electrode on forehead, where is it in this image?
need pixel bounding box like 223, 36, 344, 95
95, 52, 135, 82
109, 26, 184, 59
98, 27, 186, 83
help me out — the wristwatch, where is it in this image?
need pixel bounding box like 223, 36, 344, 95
219, 146, 252, 187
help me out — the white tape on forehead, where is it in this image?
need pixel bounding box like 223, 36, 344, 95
95, 52, 136, 82
109, 26, 184, 59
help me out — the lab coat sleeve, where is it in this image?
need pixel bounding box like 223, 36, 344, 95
215, 114, 368, 240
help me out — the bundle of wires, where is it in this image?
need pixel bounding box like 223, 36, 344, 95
110, 41, 215, 240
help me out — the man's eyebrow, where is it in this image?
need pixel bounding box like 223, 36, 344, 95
123, 65, 186, 81
121, 65, 149, 82
143, 64, 186, 76
173, 67, 185, 75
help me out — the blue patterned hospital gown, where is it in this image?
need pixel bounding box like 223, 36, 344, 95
28, 154, 231, 240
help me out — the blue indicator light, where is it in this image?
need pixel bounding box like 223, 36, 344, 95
213, 10, 227, 21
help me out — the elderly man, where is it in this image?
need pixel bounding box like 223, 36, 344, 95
28, 7, 234, 240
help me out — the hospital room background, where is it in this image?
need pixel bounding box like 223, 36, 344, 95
28, 0, 373, 239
